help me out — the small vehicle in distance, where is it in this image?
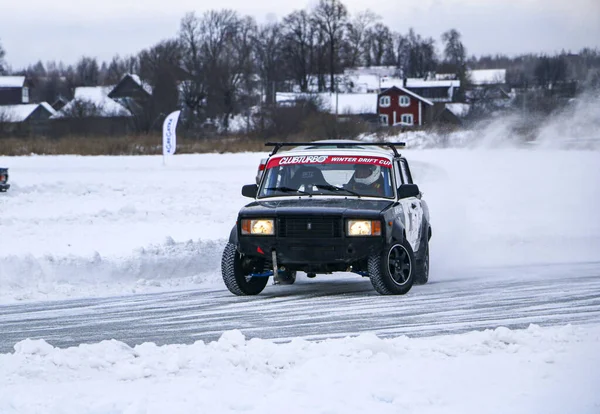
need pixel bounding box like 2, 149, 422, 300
221, 141, 432, 296
0, 168, 9, 192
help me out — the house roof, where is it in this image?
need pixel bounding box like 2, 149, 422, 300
112, 73, 153, 96
0, 102, 56, 122
345, 74, 383, 92
445, 103, 470, 118
0, 76, 26, 88
53, 86, 131, 118
276, 92, 378, 114
468, 69, 506, 85
128, 74, 153, 95
379, 86, 434, 106
405, 79, 460, 88
39, 102, 58, 116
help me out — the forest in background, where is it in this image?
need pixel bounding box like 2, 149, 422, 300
0, 0, 599, 146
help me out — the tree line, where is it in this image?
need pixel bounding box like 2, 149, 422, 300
1, 0, 599, 135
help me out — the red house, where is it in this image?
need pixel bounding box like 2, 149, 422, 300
377, 86, 433, 127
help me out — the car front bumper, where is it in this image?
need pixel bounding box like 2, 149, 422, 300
0, 183, 9, 192
239, 236, 383, 265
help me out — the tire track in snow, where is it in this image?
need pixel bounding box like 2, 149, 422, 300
1, 262, 599, 352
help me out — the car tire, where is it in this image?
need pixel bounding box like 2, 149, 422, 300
414, 239, 429, 285
277, 270, 297, 285
368, 238, 415, 295
221, 243, 269, 295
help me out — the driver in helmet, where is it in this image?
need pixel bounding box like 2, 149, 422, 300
346, 163, 385, 196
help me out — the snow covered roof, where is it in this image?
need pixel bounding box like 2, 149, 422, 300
445, 103, 470, 118
0, 76, 26, 88
124, 74, 153, 95
54, 86, 132, 118
276, 92, 378, 114
39, 102, 58, 117
344, 66, 399, 78
345, 74, 383, 92
0, 104, 39, 122
0, 102, 55, 122
405, 79, 460, 88
468, 69, 507, 85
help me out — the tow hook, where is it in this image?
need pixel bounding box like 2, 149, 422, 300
272, 250, 280, 284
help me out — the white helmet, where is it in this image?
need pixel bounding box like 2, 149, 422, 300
354, 164, 381, 185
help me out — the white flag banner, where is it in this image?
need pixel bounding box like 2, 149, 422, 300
162, 110, 181, 163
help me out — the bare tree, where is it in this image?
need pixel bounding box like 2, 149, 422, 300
365, 23, 395, 67
442, 29, 466, 69
74, 56, 100, 86
395, 33, 410, 73
441, 29, 468, 99
180, 10, 257, 132
282, 10, 317, 92
534, 55, 568, 91
180, 10, 253, 131
179, 12, 207, 123
401, 29, 437, 78
312, 0, 348, 92
135, 40, 183, 131
254, 22, 284, 105
0, 39, 6, 75
104, 55, 139, 85
138, 39, 182, 86
344, 10, 379, 67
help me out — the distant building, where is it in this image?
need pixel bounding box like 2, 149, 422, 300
51, 96, 70, 112
0, 103, 56, 123
467, 69, 507, 86
377, 86, 433, 127
276, 92, 378, 117
404, 79, 461, 103
0, 76, 31, 105
53, 85, 132, 118
108, 74, 152, 102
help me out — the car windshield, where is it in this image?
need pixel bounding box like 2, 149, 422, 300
258, 154, 395, 199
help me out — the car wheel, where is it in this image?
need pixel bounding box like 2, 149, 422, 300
414, 240, 429, 285
221, 243, 269, 295
368, 238, 415, 295
276, 270, 297, 285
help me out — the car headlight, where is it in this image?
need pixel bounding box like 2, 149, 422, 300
347, 220, 382, 236
241, 219, 275, 235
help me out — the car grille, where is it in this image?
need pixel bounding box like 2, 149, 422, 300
278, 216, 342, 238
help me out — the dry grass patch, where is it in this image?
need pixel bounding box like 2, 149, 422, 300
0, 135, 271, 156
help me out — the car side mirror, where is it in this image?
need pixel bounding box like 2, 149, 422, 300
242, 184, 258, 198
397, 184, 420, 199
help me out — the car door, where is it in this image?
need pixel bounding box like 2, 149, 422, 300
396, 158, 424, 253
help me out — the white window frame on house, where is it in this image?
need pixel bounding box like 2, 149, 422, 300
379, 95, 391, 107
401, 113, 413, 125
379, 114, 389, 125
22, 87, 29, 104
399, 95, 410, 107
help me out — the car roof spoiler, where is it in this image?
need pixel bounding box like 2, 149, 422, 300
265, 142, 406, 157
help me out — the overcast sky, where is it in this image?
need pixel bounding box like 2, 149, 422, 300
1, 0, 599, 69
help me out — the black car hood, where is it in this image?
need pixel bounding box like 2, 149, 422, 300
240, 197, 395, 217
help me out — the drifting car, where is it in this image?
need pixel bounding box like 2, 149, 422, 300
221, 141, 432, 296
0, 168, 9, 192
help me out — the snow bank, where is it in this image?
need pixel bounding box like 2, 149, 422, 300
1, 324, 598, 414
0, 238, 225, 302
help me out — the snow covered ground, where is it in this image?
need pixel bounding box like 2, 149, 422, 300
1, 141, 599, 413
1, 324, 599, 414
1, 148, 598, 303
